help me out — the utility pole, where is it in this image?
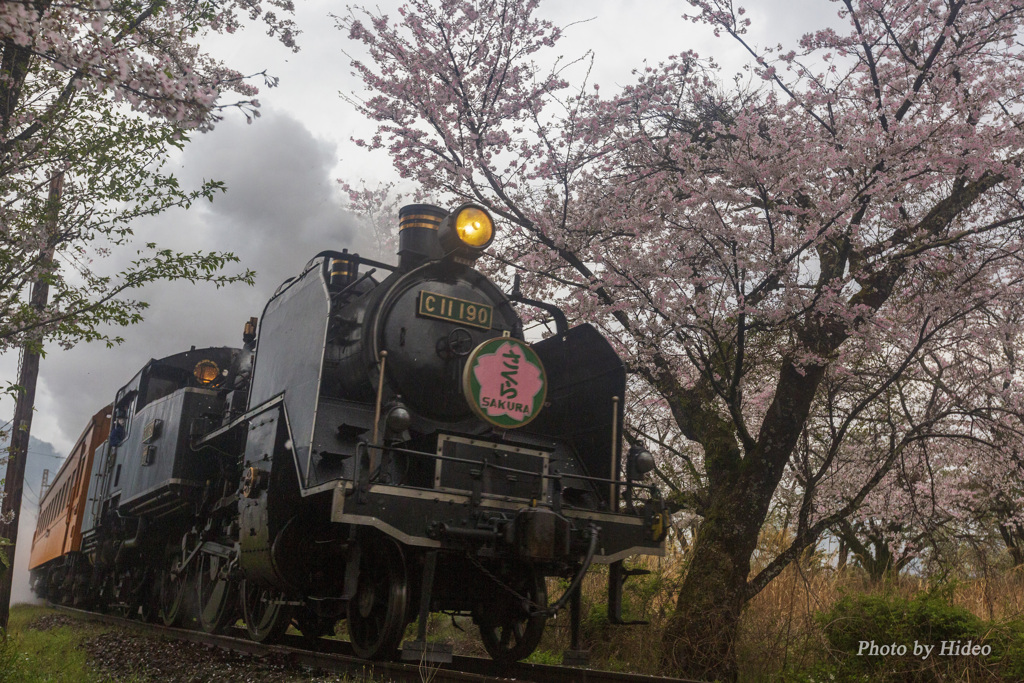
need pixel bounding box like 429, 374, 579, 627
0, 172, 63, 632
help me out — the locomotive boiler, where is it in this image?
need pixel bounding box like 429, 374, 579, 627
29, 203, 667, 664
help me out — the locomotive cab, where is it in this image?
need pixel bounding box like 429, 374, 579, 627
91, 347, 248, 521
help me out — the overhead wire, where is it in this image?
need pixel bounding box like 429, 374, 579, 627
27, 449, 66, 459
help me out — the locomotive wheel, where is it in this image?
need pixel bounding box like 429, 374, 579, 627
158, 560, 192, 627
112, 573, 130, 617
138, 589, 157, 623
240, 579, 291, 643
346, 549, 408, 659
477, 569, 547, 664
136, 568, 157, 622
197, 554, 236, 634
72, 568, 95, 609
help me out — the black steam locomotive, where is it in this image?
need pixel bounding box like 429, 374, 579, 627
30, 203, 667, 664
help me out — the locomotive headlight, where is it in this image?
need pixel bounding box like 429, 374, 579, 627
454, 207, 493, 247
439, 203, 495, 258
193, 359, 220, 386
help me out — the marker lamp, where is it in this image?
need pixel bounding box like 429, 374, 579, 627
194, 360, 220, 385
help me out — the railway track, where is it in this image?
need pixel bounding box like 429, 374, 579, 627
52, 604, 705, 683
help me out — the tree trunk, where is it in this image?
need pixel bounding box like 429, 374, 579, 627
998, 523, 1024, 567
659, 360, 824, 681
661, 476, 771, 681
837, 536, 849, 571
0, 173, 61, 631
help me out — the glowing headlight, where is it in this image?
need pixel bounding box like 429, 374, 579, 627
438, 203, 496, 258
193, 360, 220, 385
454, 207, 493, 248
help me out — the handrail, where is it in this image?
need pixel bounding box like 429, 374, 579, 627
357, 440, 661, 500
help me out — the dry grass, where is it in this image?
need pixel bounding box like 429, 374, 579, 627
952, 567, 1024, 622
733, 543, 1024, 681
534, 539, 1024, 680
433, 529, 1024, 680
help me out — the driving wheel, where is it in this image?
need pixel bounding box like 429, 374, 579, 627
346, 547, 408, 659
477, 568, 547, 663
197, 553, 236, 634
158, 558, 191, 627
240, 578, 291, 643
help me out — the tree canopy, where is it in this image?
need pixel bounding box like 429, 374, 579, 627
0, 0, 298, 356
340, 0, 1024, 679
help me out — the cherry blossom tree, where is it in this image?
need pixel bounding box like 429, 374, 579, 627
0, 0, 298, 355
0, 0, 297, 626
821, 417, 1024, 581
340, 0, 1024, 678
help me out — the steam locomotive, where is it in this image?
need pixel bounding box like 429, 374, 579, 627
29, 203, 666, 664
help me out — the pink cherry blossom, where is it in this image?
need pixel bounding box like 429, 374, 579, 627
340, 0, 1024, 678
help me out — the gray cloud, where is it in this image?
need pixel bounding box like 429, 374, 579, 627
185, 112, 348, 236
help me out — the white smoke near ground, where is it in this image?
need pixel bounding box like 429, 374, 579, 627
2, 436, 59, 606
11, 505, 42, 605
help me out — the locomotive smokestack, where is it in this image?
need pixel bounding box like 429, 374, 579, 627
398, 204, 446, 269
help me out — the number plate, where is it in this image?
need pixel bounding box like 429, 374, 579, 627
418, 290, 492, 330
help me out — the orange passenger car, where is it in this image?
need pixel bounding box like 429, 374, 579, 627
28, 406, 111, 601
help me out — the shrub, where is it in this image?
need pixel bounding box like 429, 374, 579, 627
815, 584, 1022, 681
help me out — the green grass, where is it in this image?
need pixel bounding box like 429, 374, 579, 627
0, 604, 112, 683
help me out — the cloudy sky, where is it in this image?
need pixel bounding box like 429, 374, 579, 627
2, 0, 839, 495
